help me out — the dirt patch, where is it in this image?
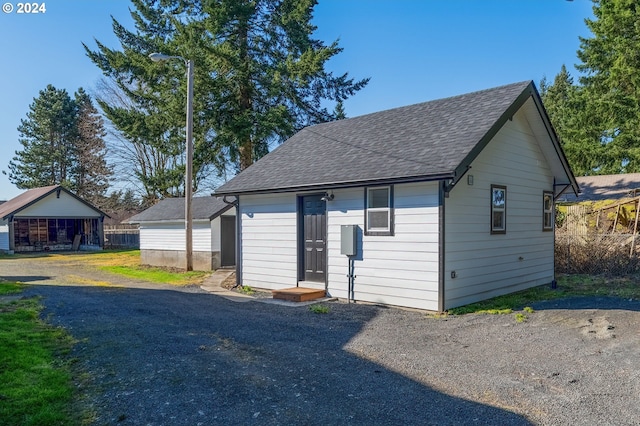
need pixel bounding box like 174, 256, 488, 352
220, 271, 237, 289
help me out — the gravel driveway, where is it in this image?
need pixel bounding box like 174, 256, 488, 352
2, 256, 640, 425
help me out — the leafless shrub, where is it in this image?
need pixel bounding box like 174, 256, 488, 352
555, 233, 640, 275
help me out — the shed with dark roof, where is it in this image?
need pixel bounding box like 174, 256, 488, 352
0, 185, 109, 253
215, 81, 579, 311
126, 196, 236, 271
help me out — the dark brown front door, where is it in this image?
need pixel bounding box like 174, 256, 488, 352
220, 215, 236, 267
302, 195, 326, 282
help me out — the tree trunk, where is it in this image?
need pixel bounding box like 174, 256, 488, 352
237, 10, 253, 171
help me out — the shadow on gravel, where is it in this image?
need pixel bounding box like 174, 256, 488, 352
1, 275, 52, 282
22, 284, 533, 425
531, 295, 640, 312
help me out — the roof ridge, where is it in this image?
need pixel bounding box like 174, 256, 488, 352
214, 80, 564, 196
309, 80, 533, 129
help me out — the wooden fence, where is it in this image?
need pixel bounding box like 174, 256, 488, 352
104, 225, 139, 249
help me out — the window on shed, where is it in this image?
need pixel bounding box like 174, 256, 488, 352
491, 185, 506, 234
543, 191, 554, 231
365, 186, 394, 236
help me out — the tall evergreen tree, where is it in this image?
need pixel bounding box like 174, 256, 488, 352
74, 88, 112, 206
541, 66, 606, 176
84, 0, 368, 200
4, 85, 112, 199
575, 0, 640, 173
334, 101, 347, 120
6, 85, 77, 189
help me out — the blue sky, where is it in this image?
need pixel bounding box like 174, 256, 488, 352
0, 0, 593, 201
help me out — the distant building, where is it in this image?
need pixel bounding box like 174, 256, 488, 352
127, 197, 236, 271
557, 173, 640, 203
0, 185, 109, 253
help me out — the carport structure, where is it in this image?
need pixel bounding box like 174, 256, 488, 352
0, 185, 109, 253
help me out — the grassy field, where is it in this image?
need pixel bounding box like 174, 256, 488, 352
2, 250, 209, 286
0, 282, 76, 425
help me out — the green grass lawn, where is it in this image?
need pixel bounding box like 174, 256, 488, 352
0, 282, 77, 426
99, 264, 208, 285
3, 250, 210, 287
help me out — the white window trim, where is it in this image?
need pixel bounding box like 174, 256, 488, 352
543, 191, 554, 231
365, 186, 394, 236
491, 185, 506, 234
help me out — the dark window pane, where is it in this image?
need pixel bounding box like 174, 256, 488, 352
493, 212, 504, 229
368, 211, 389, 229
369, 188, 389, 208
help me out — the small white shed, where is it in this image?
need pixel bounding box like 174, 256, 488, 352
215, 81, 580, 311
127, 196, 236, 271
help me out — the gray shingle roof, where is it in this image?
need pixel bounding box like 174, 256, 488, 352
215, 81, 544, 195
126, 196, 233, 223
558, 173, 640, 202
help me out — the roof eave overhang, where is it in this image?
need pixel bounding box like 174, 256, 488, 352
448, 81, 580, 197
530, 87, 581, 198
449, 83, 538, 191
207, 203, 235, 220
214, 172, 457, 197
130, 218, 213, 225
126, 199, 236, 224
1, 186, 111, 220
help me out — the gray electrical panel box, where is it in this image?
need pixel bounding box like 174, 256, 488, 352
341, 225, 357, 256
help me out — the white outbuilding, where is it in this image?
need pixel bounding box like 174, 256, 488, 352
127, 196, 236, 271
214, 81, 580, 311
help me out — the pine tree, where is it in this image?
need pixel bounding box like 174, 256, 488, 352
541, 66, 606, 176
74, 88, 112, 206
6, 85, 78, 189
84, 0, 368, 199
334, 101, 347, 120
575, 0, 640, 173
4, 85, 112, 198
197, 0, 369, 170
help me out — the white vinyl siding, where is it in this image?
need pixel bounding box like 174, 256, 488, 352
139, 220, 212, 251
17, 191, 101, 217
0, 222, 8, 250
237, 183, 440, 309
240, 193, 298, 289
444, 108, 555, 309
327, 182, 440, 311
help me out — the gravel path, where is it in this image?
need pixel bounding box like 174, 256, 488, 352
2, 256, 640, 425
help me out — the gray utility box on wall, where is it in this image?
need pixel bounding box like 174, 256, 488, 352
341, 225, 357, 256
